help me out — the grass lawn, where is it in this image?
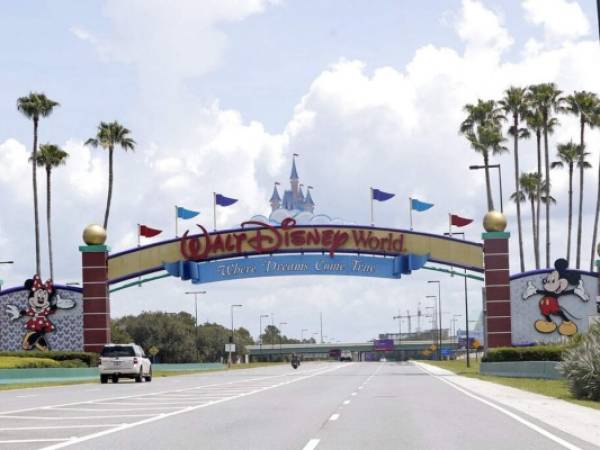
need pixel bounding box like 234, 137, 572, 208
424, 360, 600, 411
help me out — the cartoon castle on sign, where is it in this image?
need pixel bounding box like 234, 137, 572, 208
269, 156, 315, 213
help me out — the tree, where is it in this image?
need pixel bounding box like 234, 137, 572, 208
31, 144, 69, 280
85, 121, 135, 230
511, 173, 554, 268
524, 109, 558, 269
551, 142, 590, 263
16, 92, 60, 276
460, 99, 505, 211
564, 91, 599, 269
527, 83, 564, 268
499, 87, 530, 272
113, 312, 196, 363
260, 325, 282, 345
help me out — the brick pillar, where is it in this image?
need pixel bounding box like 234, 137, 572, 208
482, 231, 511, 348
80, 244, 111, 353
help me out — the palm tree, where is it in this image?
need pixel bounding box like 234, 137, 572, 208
16, 92, 60, 276
85, 121, 136, 230
32, 144, 69, 280
511, 173, 540, 265
551, 142, 590, 263
564, 91, 598, 269
524, 109, 558, 268
526, 83, 564, 268
499, 87, 530, 272
588, 106, 600, 270
460, 99, 505, 210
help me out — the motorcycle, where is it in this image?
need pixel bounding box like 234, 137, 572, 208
291, 359, 300, 369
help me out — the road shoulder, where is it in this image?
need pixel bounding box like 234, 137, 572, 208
415, 361, 600, 449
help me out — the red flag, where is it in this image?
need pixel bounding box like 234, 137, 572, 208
450, 214, 473, 227
139, 225, 162, 238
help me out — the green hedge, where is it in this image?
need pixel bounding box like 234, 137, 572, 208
482, 345, 564, 362
0, 351, 98, 367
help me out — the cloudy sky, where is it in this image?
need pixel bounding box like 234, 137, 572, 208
1, 0, 599, 342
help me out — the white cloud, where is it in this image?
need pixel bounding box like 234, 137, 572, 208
456, 0, 513, 53
4, 0, 600, 341
522, 0, 590, 41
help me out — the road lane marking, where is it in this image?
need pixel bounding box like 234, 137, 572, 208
0, 425, 120, 431
39, 364, 353, 450
0, 438, 69, 444
351, 392, 357, 396
302, 438, 320, 450
0, 414, 155, 420
416, 364, 583, 450
329, 413, 340, 421
15, 394, 37, 398
343, 400, 350, 405
358, 386, 363, 390
0, 369, 318, 417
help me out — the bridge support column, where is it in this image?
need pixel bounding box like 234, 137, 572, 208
80, 225, 111, 353
482, 230, 511, 348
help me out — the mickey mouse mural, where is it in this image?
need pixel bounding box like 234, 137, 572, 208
4, 275, 75, 351
522, 259, 590, 336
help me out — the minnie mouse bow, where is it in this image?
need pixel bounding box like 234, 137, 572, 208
32, 275, 53, 293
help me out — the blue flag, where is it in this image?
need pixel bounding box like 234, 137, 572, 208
372, 188, 395, 202
177, 206, 200, 219
411, 198, 434, 212
215, 193, 238, 207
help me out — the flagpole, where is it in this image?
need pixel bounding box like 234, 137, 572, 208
175, 206, 179, 237
213, 192, 217, 231
409, 197, 413, 231
370, 188, 374, 227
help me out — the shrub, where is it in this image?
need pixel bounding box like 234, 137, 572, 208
58, 359, 88, 368
0, 356, 60, 369
483, 345, 564, 362
0, 351, 98, 367
559, 323, 600, 401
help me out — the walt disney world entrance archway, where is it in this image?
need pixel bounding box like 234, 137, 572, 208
78, 211, 514, 353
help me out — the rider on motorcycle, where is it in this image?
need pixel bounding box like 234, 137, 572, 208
291, 353, 300, 368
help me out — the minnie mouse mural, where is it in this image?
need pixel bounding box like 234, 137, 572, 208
4, 275, 75, 351
522, 259, 589, 336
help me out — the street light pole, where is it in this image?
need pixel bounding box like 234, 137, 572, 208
444, 231, 471, 367
259, 314, 269, 359
185, 290, 207, 362
301, 328, 308, 341
392, 314, 402, 344
279, 322, 287, 359
427, 280, 442, 360
469, 164, 503, 212
229, 304, 243, 367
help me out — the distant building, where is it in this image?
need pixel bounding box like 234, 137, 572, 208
270, 157, 315, 213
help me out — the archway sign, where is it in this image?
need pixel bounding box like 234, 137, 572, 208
79, 217, 512, 352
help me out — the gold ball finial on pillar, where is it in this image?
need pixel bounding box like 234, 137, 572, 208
82, 224, 107, 245
483, 210, 507, 232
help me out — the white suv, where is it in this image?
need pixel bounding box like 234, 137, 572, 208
99, 343, 152, 384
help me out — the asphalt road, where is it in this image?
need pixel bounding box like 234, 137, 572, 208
0, 362, 597, 450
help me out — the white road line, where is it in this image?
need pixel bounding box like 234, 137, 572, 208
329, 413, 340, 421
302, 438, 320, 450
416, 364, 583, 450
50, 406, 185, 412
358, 386, 363, 390
0, 414, 154, 420
343, 400, 350, 405
15, 394, 37, 398
0, 425, 120, 431
0, 372, 293, 417
351, 392, 357, 396
40, 364, 352, 450
0, 438, 69, 444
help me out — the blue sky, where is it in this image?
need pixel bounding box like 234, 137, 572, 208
1, 0, 599, 341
